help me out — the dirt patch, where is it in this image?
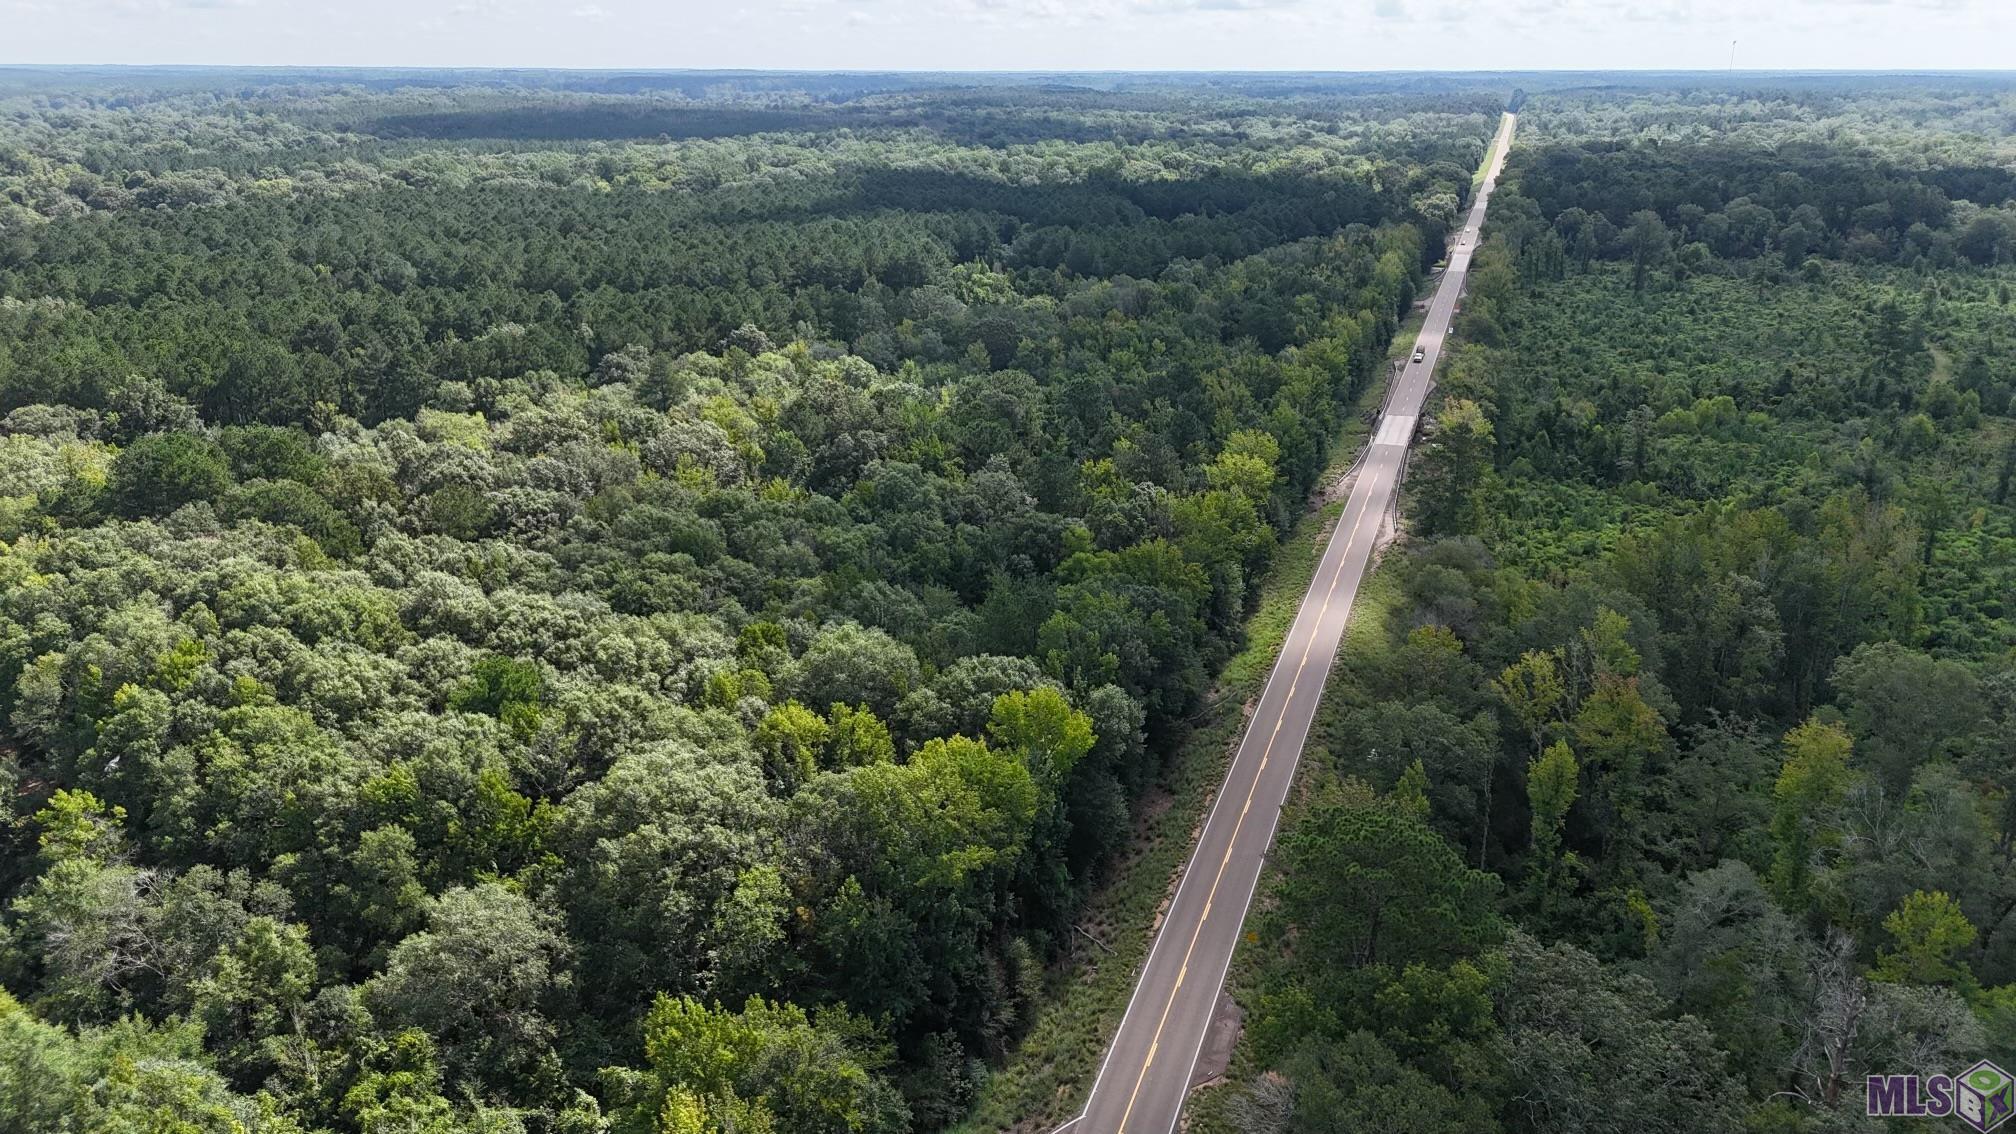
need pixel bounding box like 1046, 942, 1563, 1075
1321, 463, 1359, 507
1188, 993, 1246, 1088
1372, 483, 1405, 560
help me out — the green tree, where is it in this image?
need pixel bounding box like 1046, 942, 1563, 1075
610, 995, 909, 1134
1525, 742, 1579, 923
1831, 642, 1984, 793
1569, 674, 1666, 865
986, 687, 1095, 787
31, 789, 129, 865
1334, 701, 1496, 858
754, 700, 831, 794
788, 625, 922, 723
1493, 651, 1564, 755
447, 656, 547, 740
191, 917, 317, 1085
825, 704, 897, 767
1767, 717, 1856, 915
0, 989, 301, 1134
362, 883, 571, 1107
1393, 760, 1431, 819
1269, 1030, 1488, 1134
1647, 863, 1808, 1092
1272, 789, 1500, 974
1412, 398, 1496, 535
1496, 932, 1744, 1134
218, 425, 326, 484
1625, 209, 1673, 293
1873, 891, 1977, 987
109, 431, 232, 517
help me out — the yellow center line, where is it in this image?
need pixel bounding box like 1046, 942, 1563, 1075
1080, 111, 1508, 1134
1112, 470, 1381, 1132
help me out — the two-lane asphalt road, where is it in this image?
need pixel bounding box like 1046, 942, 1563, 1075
1057, 111, 1516, 1134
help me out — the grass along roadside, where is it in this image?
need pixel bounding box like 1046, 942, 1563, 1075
958, 304, 1429, 1133
1472, 120, 1503, 194
1175, 268, 1462, 1134
1180, 563, 1409, 1134
1180, 179, 1493, 1134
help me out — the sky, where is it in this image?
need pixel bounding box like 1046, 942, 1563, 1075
6, 0, 2016, 72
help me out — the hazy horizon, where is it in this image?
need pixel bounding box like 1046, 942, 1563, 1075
6, 0, 2014, 74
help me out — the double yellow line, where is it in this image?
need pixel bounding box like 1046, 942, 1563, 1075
1112, 467, 1383, 1132
1102, 110, 1509, 1134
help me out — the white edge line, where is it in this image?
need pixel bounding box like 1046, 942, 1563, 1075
1156, 454, 1385, 1133
1069, 363, 1398, 1130
1131, 471, 1381, 1128
1071, 109, 1515, 1134
1153, 110, 1515, 1134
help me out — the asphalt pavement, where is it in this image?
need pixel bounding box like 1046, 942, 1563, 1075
1054, 110, 1518, 1134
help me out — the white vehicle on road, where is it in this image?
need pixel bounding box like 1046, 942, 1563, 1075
1058, 110, 1519, 1134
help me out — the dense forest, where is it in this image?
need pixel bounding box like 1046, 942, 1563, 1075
1206, 80, 2016, 1133
6, 68, 2015, 1134
0, 71, 1504, 1132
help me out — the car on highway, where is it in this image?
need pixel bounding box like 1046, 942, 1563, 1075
1412, 348, 1426, 363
